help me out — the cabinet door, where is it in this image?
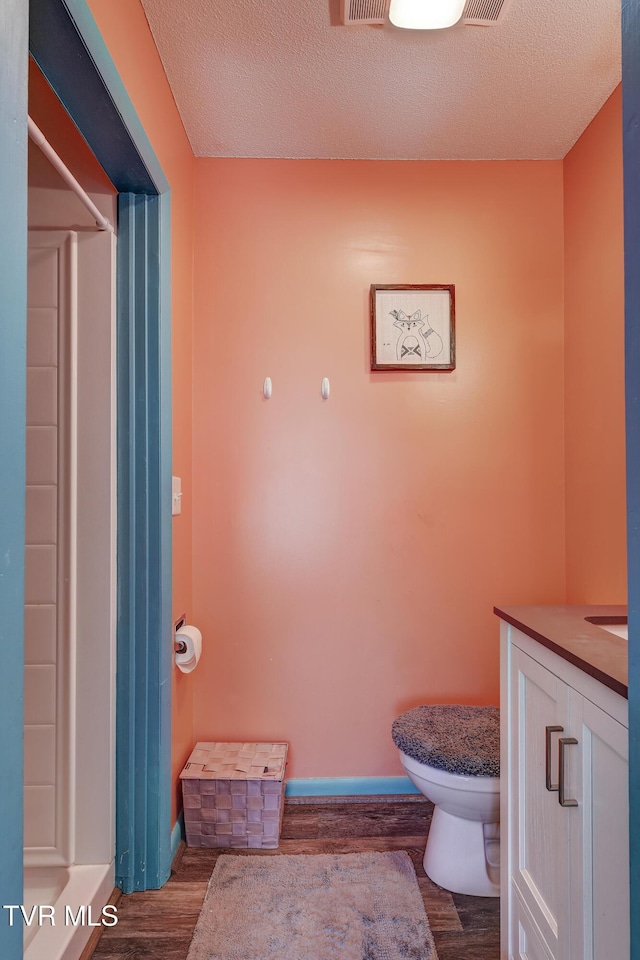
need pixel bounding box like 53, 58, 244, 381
511, 891, 555, 960
568, 690, 629, 960
510, 646, 571, 960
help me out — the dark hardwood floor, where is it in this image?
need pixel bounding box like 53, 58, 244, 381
92, 796, 500, 959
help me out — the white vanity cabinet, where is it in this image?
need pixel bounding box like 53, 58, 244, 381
500, 621, 629, 960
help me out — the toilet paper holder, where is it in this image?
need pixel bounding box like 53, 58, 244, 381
174, 613, 187, 654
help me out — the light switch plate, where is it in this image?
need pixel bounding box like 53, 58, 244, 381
172, 476, 182, 516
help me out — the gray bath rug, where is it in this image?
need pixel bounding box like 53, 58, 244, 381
186, 851, 438, 960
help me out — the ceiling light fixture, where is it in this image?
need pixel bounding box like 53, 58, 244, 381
388, 0, 466, 29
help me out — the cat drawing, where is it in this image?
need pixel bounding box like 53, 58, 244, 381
390, 309, 443, 362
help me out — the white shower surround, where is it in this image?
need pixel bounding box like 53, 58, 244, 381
25, 158, 118, 960
25, 231, 77, 870
23, 865, 114, 957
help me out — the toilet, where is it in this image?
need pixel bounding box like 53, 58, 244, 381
392, 704, 500, 898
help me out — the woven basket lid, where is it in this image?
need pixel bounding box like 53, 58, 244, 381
180, 741, 288, 781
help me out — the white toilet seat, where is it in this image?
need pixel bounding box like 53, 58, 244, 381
401, 750, 499, 790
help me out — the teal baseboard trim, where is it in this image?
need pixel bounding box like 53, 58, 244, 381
171, 813, 184, 863
285, 777, 420, 797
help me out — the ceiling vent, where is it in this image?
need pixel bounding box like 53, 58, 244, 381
462, 0, 510, 26
340, 0, 389, 25
340, 0, 511, 27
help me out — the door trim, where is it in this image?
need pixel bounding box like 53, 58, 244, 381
0, 1, 28, 956
29, 0, 173, 894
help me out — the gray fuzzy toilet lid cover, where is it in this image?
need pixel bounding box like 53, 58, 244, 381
392, 704, 500, 778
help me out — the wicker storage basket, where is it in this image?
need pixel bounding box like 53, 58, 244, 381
180, 742, 288, 849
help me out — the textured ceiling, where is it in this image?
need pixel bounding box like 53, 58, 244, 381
139, 0, 621, 159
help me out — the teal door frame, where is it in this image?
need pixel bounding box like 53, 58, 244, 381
0, 1, 28, 957
29, 0, 174, 895
1, 5, 173, 954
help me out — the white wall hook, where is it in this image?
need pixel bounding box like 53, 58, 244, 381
263, 377, 272, 399
321, 377, 330, 400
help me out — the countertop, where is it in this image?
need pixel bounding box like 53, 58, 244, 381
494, 604, 628, 699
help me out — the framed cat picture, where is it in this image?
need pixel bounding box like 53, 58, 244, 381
370, 284, 456, 371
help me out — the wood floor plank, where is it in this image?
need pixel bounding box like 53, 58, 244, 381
433, 928, 500, 959
451, 891, 501, 932
111, 883, 207, 920
170, 849, 223, 882
416, 878, 463, 933
280, 809, 320, 839
99, 917, 197, 939
277, 834, 431, 855
93, 937, 191, 960
317, 801, 432, 838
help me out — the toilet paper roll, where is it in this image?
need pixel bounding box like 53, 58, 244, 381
175, 625, 202, 674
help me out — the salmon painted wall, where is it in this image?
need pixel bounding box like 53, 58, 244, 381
192, 159, 566, 778
86, 0, 195, 819
564, 87, 626, 603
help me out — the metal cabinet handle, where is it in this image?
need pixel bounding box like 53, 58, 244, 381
558, 737, 579, 807
545, 725, 564, 791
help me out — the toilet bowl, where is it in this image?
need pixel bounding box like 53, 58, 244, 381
391, 703, 500, 898
399, 750, 500, 897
